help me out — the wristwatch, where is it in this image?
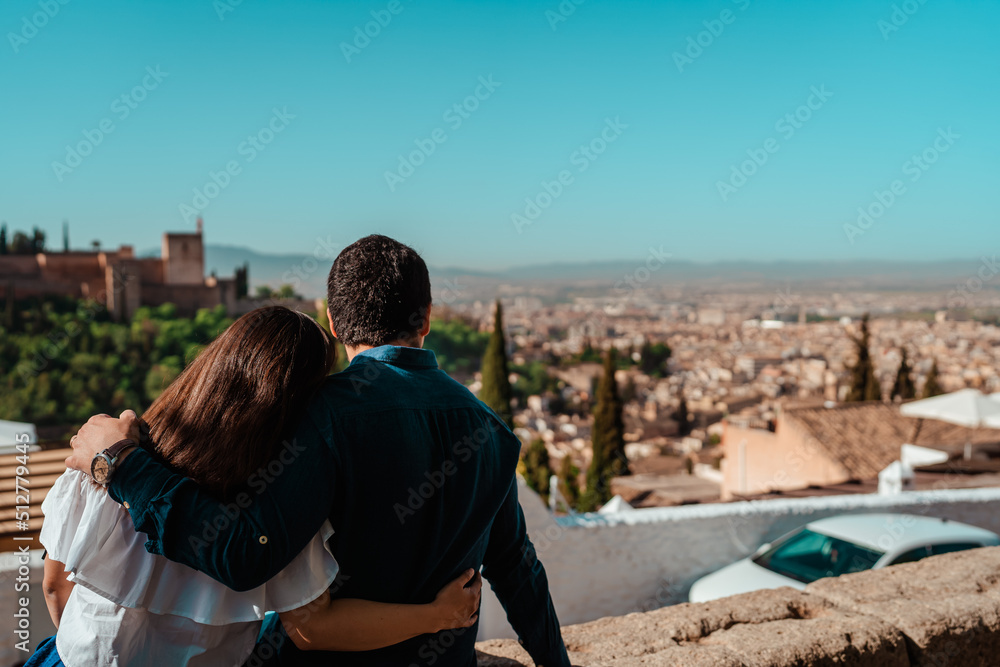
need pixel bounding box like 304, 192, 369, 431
91, 439, 137, 485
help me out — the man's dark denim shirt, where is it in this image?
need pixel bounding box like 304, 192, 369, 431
108, 345, 570, 667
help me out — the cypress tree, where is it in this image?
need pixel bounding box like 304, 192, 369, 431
891, 348, 916, 400
3, 281, 14, 331
31, 227, 45, 254
580, 348, 628, 511
0, 223, 7, 255
922, 360, 944, 398
522, 438, 552, 503
674, 396, 691, 436
846, 313, 881, 402
235, 263, 249, 300
63, 220, 70, 252
479, 299, 513, 426
557, 455, 581, 511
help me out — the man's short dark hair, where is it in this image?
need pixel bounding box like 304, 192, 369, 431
326, 235, 432, 347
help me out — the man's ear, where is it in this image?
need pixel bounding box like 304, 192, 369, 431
327, 307, 337, 339
419, 304, 432, 337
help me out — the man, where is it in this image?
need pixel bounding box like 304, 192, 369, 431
67, 235, 570, 666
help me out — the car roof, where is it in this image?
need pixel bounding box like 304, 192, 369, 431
803, 513, 999, 553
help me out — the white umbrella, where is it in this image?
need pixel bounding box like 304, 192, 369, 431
900, 389, 1000, 459
900, 388, 1000, 428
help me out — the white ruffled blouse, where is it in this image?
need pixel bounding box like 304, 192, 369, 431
40, 469, 339, 667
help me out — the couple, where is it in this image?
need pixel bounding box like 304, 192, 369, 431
30, 235, 569, 666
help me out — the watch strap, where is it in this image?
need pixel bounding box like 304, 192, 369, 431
105, 438, 137, 460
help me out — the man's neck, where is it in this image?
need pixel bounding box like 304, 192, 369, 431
343, 338, 424, 363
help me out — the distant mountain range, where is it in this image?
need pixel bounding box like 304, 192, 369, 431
161, 244, 988, 301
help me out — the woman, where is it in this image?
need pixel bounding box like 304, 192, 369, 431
28, 306, 481, 667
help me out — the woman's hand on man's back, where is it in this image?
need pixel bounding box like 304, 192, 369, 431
428, 568, 482, 633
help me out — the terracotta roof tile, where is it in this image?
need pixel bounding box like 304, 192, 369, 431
782, 402, 1000, 480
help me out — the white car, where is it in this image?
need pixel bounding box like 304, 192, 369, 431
688, 513, 1000, 603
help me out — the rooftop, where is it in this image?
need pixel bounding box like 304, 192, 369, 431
781, 401, 1000, 480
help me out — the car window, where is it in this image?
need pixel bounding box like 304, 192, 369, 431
889, 546, 929, 565
931, 542, 982, 556
753, 528, 884, 583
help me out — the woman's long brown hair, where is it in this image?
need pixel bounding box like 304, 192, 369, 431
142, 306, 336, 499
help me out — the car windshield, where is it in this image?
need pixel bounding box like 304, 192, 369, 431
753, 528, 885, 584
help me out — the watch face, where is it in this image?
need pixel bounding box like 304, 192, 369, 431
92, 455, 112, 484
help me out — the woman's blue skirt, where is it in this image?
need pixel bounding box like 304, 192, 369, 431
22, 636, 63, 667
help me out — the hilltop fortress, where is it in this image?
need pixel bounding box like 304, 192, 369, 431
0, 220, 244, 320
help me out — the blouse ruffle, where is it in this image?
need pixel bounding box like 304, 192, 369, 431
41, 469, 338, 626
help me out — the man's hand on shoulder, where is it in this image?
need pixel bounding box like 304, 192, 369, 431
66, 410, 141, 473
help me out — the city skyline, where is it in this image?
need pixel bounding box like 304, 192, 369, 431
2, 0, 997, 269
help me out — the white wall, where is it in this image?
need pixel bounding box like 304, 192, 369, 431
478, 481, 1000, 640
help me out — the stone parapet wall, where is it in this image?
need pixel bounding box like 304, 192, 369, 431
478, 483, 1000, 640
476, 546, 1000, 666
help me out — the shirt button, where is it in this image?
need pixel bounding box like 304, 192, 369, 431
259, 536, 268, 545
123, 502, 130, 509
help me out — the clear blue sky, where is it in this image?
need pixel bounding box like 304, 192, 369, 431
1, 0, 996, 269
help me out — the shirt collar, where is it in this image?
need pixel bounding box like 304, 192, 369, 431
351, 345, 439, 369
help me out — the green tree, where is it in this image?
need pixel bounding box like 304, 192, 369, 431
891, 348, 916, 400
255, 285, 274, 299
921, 359, 944, 398
0, 223, 7, 255
479, 300, 513, 426
522, 439, 553, 503
31, 227, 45, 253
557, 455, 581, 511
578, 339, 602, 363
3, 281, 14, 331
846, 313, 881, 402
580, 348, 629, 511
11, 231, 32, 254
640, 341, 672, 377
424, 316, 489, 376
277, 284, 299, 299
63, 221, 70, 252
235, 263, 249, 299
